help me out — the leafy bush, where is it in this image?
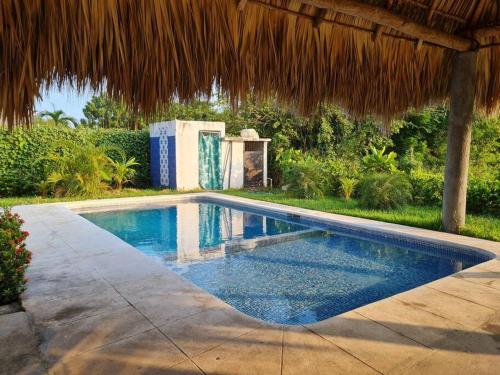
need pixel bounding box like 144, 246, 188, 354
0, 208, 31, 305
409, 171, 499, 215
279, 151, 325, 199
467, 179, 500, 216
321, 157, 360, 196
359, 173, 412, 209
109, 154, 139, 190
362, 145, 398, 173
93, 129, 149, 186
409, 171, 444, 206
339, 177, 357, 200
0, 127, 149, 196
40, 143, 116, 197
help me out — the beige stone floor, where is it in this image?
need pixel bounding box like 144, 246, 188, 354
12, 193, 500, 375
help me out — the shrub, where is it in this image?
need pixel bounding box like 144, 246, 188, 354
109, 154, 140, 190
467, 179, 500, 216
362, 145, 398, 174
0, 208, 31, 305
0, 127, 150, 197
282, 155, 325, 199
339, 177, 357, 200
321, 157, 360, 196
40, 143, 116, 197
409, 171, 499, 215
409, 171, 444, 206
359, 173, 412, 209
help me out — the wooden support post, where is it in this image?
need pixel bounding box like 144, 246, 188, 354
442, 51, 478, 233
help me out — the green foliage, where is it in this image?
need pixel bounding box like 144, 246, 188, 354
359, 173, 412, 210
81, 94, 145, 129
109, 155, 139, 190
279, 151, 325, 199
466, 179, 499, 216
391, 107, 499, 180
409, 171, 499, 215
0, 208, 31, 305
40, 143, 116, 197
225, 100, 391, 185
362, 145, 398, 173
339, 177, 357, 200
468, 115, 500, 181
409, 171, 444, 206
38, 110, 79, 128
158, 100, 234, 123
0, 127, 149, 197
391, 106, 448, 172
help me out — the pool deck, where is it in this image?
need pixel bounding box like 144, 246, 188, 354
11, 192, 500, 374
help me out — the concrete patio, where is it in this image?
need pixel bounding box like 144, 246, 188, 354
8, 193, 500, 374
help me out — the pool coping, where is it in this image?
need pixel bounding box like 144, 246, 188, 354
15, 192, 500, 374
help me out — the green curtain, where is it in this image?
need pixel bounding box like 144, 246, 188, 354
199, 132, 222, 190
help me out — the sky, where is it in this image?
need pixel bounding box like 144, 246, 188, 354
35, 84, 96, 121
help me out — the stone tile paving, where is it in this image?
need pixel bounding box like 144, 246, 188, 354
4, 193, 499, 375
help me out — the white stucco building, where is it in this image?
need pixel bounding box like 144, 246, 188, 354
149, 120, 270, 190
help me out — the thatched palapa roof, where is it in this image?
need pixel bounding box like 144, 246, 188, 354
0, 0, 499, 127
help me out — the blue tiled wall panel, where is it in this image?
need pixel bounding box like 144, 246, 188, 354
167, 136, 176, 189
150, 137, 162, 188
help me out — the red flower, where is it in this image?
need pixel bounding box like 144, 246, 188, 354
15, 247, 24, 255
21, 231, 29, 237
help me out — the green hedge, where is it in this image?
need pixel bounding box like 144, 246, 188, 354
0, 127, 150, 196
409, 171, 499, 215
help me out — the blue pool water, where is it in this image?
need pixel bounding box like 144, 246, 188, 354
82, 201, 489, 324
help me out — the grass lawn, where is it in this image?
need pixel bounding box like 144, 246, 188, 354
0, 188, 498, 242
223, 190, 500, 242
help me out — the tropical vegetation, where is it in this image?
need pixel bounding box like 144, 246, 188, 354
0, 95, 498, 239
0, 208, 31, 305
38, 110, 78, 128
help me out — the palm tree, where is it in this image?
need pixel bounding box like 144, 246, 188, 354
108, 154, 140, 190
38, 110, 79, 128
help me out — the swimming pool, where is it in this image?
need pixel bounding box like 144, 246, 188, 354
82, 200, 491, 324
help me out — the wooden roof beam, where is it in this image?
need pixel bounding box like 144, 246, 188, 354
473, 25, 500, 40
301, 0, 473, 51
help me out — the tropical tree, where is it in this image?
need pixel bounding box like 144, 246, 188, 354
108, 154, 140, 190
339, 177, 358, 201
81, 94, 144, 129
38, 110, 79, 128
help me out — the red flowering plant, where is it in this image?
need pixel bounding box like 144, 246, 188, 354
0, 207, 31, 305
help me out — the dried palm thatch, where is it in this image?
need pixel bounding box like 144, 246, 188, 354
0, 0, 499, 128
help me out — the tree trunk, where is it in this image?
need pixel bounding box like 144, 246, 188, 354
442, 51, 478, 233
